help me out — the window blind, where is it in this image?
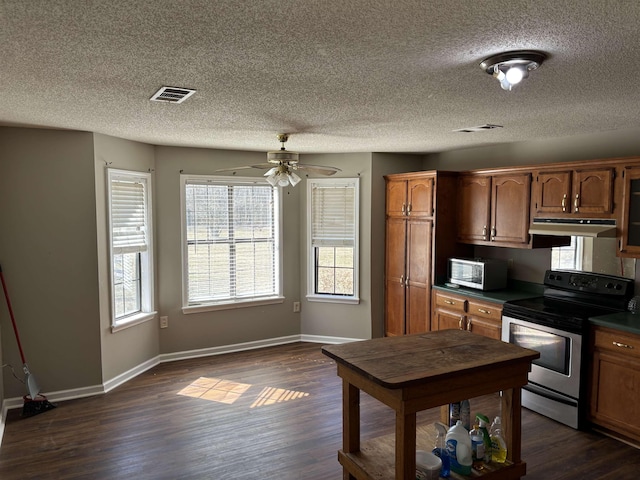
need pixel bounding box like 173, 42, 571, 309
184, 179, 278, 304
111, 178, 147, 254
311, 182, 356, 247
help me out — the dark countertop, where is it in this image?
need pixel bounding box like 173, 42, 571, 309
432, 280, 543, 304
589, 312, 640, 336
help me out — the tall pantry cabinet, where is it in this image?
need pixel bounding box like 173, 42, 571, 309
384, 172, 467, 336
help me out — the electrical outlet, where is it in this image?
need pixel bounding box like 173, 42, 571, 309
293, 301, 301, 313
160, 316, 169, 328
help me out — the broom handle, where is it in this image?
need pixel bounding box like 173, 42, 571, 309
0, 264, 27, 365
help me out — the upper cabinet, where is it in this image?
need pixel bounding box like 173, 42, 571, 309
457, 172, 531, 247
386, 177, 434, 218
532, 167, 615, 218
619, 166, 640, 255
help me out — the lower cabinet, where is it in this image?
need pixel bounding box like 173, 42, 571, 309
589, 326, 640, 443
431, 290, 502, 340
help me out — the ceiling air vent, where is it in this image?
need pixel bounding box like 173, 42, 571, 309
150, 86, 196, 104
454, 124, 503, 133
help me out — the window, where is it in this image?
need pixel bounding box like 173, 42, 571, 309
307, 178, 359, 304
108, 169, 155, 329
551, 236, 583, 270
181, 175, 282, 312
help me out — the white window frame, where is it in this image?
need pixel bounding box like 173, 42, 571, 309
107, 169, 156, 332
180, 174, 284, 314
551, 236, 584, 271
306, 177, 360, 304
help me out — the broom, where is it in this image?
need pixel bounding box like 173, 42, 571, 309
0, 264, 56, 417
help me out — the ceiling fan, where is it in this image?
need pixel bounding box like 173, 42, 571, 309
216, 133, 341, 187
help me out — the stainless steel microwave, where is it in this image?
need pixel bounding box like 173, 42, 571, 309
447, 258, 508, 291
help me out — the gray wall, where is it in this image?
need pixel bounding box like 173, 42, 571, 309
93, 134, 160, 382
0, 128, 102, 398
154, 146, 302, 353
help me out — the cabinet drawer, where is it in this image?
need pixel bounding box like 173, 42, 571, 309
434, 292, 466, 313
467, 299, 502, 321
593, 327, 640, 359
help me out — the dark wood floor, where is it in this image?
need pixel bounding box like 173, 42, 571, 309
0, 342, 638, 479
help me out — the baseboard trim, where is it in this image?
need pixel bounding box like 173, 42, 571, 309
158, 335, 301, 363
0, 333, 363, 445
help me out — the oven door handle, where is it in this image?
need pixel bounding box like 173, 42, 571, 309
523, 383, 578, 407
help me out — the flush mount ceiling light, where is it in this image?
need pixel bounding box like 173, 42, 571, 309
480, 51, 546, 91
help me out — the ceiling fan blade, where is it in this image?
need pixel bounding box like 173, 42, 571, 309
295, 164, 341, 176
214, 163, 273, 173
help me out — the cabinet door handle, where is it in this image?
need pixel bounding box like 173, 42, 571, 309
478, 308, 491, 314
407, 203, 412, 215
444, 299, 455, 305
561, 194, 567, 212
482, 225, 487, 239
491, 226, 496, 241
613, 341, 634, 349
401, 203, 406, 214
458, 318, 464, 330
574, 193, 579, 213
400, 275, 405, 286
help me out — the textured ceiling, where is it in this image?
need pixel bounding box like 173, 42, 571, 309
2, 0, 640, 154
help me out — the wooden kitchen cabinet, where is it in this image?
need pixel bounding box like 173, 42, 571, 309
431, 289, 502, 340
532, 167, 614, 217
467, 298, 503, 340
589, 326, 640, 443
432, 290, 466, 331
457, 174, 491, 243
385, 177, 433, 218
384, 172, 466, 337
619, 166, 640, 255
385, 175, 434, 336
457, 172, 531, 247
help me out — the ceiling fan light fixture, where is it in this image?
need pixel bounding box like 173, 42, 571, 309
264, 164, 300, 187
287, 171, 301, 186
480, 50, 546, 91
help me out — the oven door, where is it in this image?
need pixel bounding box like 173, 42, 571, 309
501, 315, 582, 399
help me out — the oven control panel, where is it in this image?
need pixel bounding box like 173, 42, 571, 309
545, 270, 633, 297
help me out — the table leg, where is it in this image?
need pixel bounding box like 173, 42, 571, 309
395, 410, 416, 480
343, 380, 360, 480
501, 387, 522, 464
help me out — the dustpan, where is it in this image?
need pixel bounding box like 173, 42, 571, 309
0, 264, 56, 416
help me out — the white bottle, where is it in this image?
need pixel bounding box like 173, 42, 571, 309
445, 420, 472, 476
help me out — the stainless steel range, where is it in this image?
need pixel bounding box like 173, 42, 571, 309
501, 270, 634, 429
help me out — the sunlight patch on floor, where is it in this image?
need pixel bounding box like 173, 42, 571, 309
250, 386, 309, 408
177, 377, 251, 405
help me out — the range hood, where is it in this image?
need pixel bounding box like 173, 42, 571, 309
529, 218, 617, 237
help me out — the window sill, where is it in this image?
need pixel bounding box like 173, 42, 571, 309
182, 296, 285, 314
111, 311, 157, 333
306, 294, 360, 305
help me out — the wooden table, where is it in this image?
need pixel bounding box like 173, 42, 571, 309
321, 329, 540, 480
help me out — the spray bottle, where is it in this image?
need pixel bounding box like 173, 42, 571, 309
490, 416, 507, 464
432, 422, 450, 477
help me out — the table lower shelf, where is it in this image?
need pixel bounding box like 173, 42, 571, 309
338, 425, 526, 480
